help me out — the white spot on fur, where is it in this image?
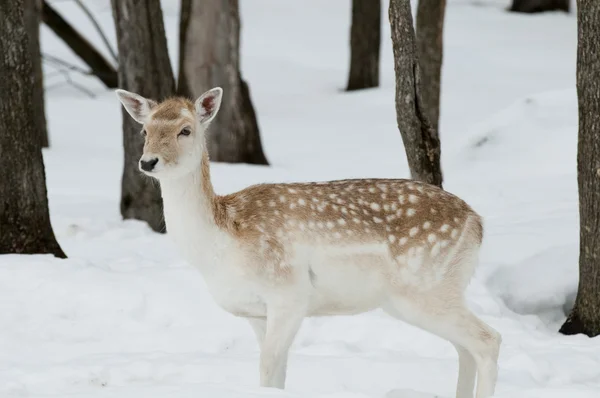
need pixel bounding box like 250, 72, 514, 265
326, 221, 335, 229
409, 227, 419, 237
269, 201, 276, 207
337, 219, 346, 226
406, 208, 416, 217
388, 235, 396, 243
399, 237, 408, 246
408, 194, 419, 203
298, 198, 306, 206
398, 195, 406, 204
427, 233, 437, 243
440, 224, 450, 233
373, 217, 383, 223
288, 188, 297, 194
369, 187, 376, 193
370, 203, 381, 211
279, 196, 286, 203
290, 203, 297, 209
423, 221, 431, 229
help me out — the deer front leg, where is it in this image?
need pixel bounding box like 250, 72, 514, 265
259, 304, 305, 389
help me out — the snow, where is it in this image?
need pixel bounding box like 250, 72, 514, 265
2, 0, 599, 397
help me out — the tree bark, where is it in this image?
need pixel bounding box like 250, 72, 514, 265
178, 0, 268, 165
346, 0, 381, 91
560, 0, 600, 338
42, 1, 118, 88
25, 0, 49, 148
416, 0, 446, 132
509, 0, 570, 13
388, 0, 443, 188
111, 0, 176, 233
0, 0, 66, 258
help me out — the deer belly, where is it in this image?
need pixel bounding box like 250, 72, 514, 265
302, 245, 390, 316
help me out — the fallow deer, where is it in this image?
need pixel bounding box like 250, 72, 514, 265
116, 87, 501, 398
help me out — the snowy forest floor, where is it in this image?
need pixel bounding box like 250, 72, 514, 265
2, 1, 599, 397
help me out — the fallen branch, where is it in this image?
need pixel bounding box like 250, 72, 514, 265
42, 1, 118, 88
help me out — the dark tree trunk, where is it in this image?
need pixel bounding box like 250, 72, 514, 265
178, 0, 268, 165
111, 0, 176, 233
509, 0, 570, 13
25, 0, 49, 148
388, 0, 443, 188
560, 0, 600, 338
0, 0, 66, 258
42, 1, 118, 88
346, 0, 381, 91
416, 0, 446, 132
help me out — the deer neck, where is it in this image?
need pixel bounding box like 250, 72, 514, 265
159, 150, 225, 270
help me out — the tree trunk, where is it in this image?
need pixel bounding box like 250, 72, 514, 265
388, 0, 443, 188
178, 0, 268, 165
25, 0, 49, 148
0, 0, 66, 258
111, 0, 176, 233
43, 1, 118, 88
416, 0, 446, 132
346, 0, 381, 91
560, 0, 600, 338
509, 0, 570, 13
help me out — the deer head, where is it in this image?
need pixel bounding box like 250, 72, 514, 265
115, 87, 223, 180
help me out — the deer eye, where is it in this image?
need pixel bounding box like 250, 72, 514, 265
179, 127, 191, 137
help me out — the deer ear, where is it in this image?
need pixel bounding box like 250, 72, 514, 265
115, 89, 157, 124
194, 87, 223, 125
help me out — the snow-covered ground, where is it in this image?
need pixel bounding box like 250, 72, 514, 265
2, 0, 598, 397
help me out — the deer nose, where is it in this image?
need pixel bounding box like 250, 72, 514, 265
140, 157, 159, 172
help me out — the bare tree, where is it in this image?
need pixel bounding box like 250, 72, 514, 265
111, 0, 176, 233
25, 0, 49, 148
43, 1, 118, 88
346, 0, 381, 91
509, 0, 569, 13
416, 0, 446, 131
560, 0, 600, 338
0, 0, 65, 258
389, 0, 443, 188
178, 0, 268, 165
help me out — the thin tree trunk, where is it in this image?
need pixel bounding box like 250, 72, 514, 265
111, 0, 176, 233
0, 0, 66, 258
43, 1, 118, 88
178, 0, 268, 165
388, 0, 443, 188
560, 0, 600, 338
25, 0, 49, 148
509, 0, 570, 13
416, 0, 446, 131
346, 0, 381, 91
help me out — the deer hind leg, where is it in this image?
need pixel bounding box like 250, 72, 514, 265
384, 296, 500, 398
454, 343, 476, 398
